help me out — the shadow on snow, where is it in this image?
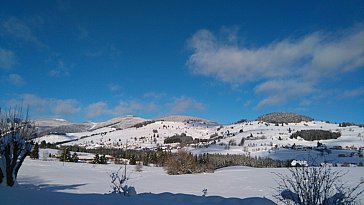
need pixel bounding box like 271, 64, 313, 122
1, 183, 277, 205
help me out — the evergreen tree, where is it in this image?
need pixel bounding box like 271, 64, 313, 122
40, 140, 47, 148
71, 152, 79, 163
59, 148, 71, 162
30, 142, 39, 159
239, 138, 245, 146
99, 154, 107, 164
92, 154, 100, 164
129, 155, 136, 165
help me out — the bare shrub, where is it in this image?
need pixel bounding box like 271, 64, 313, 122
110, 166, 136, 196
274, 165, 364, 205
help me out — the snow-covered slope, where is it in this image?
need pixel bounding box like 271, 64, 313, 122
3, 158, 362, 205
34, 118, 72, 127
34, 114, 364, 165
89, 115, 147, 131
34, 118, 93, 136
158, 115, 217, 125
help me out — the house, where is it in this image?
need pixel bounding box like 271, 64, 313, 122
291, 160, 308, 167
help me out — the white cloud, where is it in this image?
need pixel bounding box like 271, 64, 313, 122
1, 17, 44, 47
339, 87, 364, 99
8, 73, 25, 86
143, 92, 166, 99
255, 80, 314, 108
85, 100, 159, 118
7, 94, 80, 116
7, 94, 48, 113
146, 102, 159, 113
86, 102, 110, 118
167, 96, 205, 115
187, 25, 364, 107
52, 99, 80, 115
0, 48, 16, 69
109, 84, 121, 92
113, 101, 143, 116
49, 60, 70, 77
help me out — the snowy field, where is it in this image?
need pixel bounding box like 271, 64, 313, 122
7, 118, 362, 204
1, 157, 364, 205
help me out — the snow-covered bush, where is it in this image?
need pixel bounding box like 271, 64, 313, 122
274, 165, 364, 205
0, 108, 35, 186
202, 188, 208, 196
110, 166, 136, 196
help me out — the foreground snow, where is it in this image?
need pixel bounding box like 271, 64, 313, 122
1, 158, 363, 205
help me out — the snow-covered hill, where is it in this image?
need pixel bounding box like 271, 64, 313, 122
35, 118, 72, 127
89, 115, 147, 131
256, 112, 313, 123
158, 115, 217, 125
34, 114, 364, 164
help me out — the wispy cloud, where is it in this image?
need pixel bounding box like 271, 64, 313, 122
7, 94, 48, 113
166, 96, 205, 115
8, 73, 25, 86
0, 48, 16, 69
254, 80, 314, 108
49, 60, 70, 77
84, 44, 121, 59
86, 102, 110, 118
52, 99, 80, 115
339, 87, 364, 99
85, 100, 158, 119
143, 92, 166, 99
113, 101, 144, 116
7, 94, 80, 117
187, 25, 364, 108
84, 96, 204, 119
1, 17, 45, 47
109, 83, 121, 92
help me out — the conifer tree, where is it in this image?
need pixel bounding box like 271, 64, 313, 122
59, 148, 71, 162
92, 154, 100, 164
30, 142, 39, 159
129, 155, 136, 165
71, 152, 79, 163
99, 154, 107, 164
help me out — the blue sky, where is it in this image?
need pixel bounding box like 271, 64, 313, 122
1, 0, 364, 124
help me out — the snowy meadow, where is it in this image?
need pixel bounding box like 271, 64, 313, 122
0, 155, 362, 205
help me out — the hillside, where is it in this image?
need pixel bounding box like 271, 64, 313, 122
158, 115, 217, 125
33, 116, 364, 166
256, 112, 314, 123
34, 118, 73, 133
89, 116, 147, 131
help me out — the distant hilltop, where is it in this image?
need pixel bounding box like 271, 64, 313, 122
158, 115, 217, 124
256, 112, 314, 123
